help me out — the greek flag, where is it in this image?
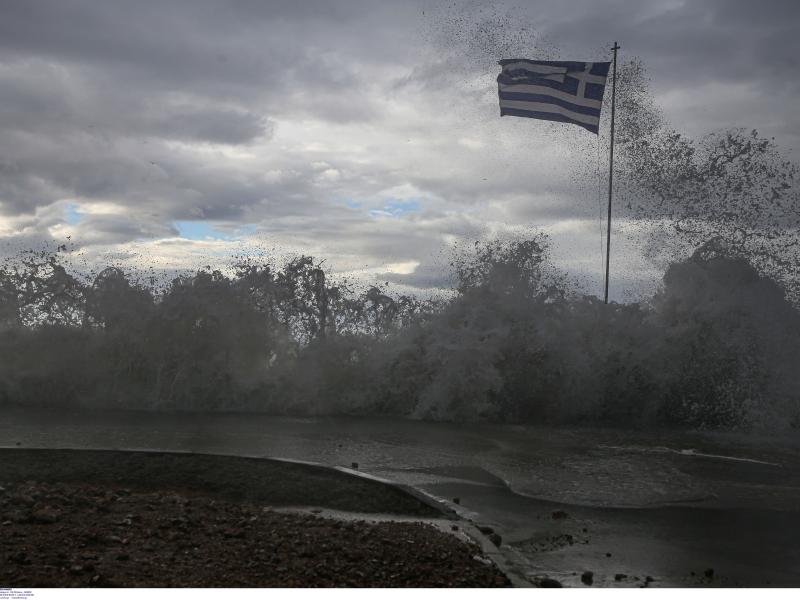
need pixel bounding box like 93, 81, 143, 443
497, 59, 611, 134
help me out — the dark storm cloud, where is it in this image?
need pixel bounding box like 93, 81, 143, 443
0, 0, 417, 223
0, 0, 796, 284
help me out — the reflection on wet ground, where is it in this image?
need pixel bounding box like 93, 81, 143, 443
2, 407, 800, 586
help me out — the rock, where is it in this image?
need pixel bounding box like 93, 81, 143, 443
645, 576, 655, 585
581, 571, 594, 586
615, 573, 628, 581
704, 568, 714, 579
10, 494, 35, 507
452, 497, 460, 505
477, 525, 494, 535
551, 510, 568, 520
351, 462, 359, 469
32, 506, 60, 524
450, 524, 459, 531
7, 509, 30, 523
539, 578, 563, 588
605, 552, 612, 557
488, 533, 502, 547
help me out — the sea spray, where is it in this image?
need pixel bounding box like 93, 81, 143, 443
1, 238, 798, 431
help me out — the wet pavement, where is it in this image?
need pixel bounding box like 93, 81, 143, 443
2, 407, 800, 586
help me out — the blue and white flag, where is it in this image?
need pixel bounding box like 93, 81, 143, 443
497, 59, 611, 134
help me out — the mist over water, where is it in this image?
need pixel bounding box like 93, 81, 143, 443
1, 229, 798, 433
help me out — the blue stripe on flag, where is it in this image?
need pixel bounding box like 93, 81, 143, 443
499, 106, 600, 134
498, 91, 602, 117
497, 73, 581, 95
499, 59, 590, 72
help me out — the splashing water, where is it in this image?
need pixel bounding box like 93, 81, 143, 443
1, 233, 798, 432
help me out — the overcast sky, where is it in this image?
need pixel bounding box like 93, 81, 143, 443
1, 0, 798, 299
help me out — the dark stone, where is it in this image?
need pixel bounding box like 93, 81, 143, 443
614, 573, 627, 581
704, 568, 714, 579
581, 571, 594, 586
605, 552, 612, 557
551, 510, 568, 520
488, 533, 502, 547
450, 524, 459, 531
477, 525, 494, 535
351, 462, 359, 470
539, 578, 563, 588
10, 494, 35, 507
452, 497, 460, 505
32, 506, 60, 524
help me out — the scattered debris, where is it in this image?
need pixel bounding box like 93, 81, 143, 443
0, 480, 509, 587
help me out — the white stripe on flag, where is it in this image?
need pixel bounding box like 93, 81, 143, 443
498, 99, 600, 126
500, 62, 568, 75
501, 63, 607, 85
498, 82, 603, 109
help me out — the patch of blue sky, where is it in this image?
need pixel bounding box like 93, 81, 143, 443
369, 198, 421, 218
174, 221, 259, 241
65, 203, 85, 225
174, 221, 233, 241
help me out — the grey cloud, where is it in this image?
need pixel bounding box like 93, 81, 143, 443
68, 215, 178, 247
0, 0, 797, 287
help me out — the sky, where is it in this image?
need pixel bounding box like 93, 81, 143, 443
1, 0, 798, 300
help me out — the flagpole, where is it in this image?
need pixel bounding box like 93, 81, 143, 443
604, 41, 619, 304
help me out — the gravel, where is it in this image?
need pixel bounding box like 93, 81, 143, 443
0, 480, 510, 587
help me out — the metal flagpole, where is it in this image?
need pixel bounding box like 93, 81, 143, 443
604, 41, 619, 304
